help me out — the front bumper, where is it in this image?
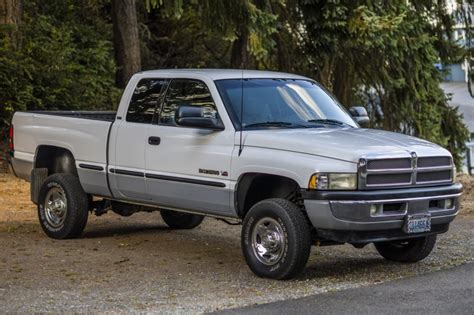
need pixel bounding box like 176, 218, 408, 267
302, 183, 462, 243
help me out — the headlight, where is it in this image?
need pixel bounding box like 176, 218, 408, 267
309, 173, 357, 190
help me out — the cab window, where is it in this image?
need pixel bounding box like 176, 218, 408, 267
158, 79, 219, 126
126, 79, 168, 123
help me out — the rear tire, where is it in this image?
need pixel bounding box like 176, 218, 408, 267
241, 198, 311, 280
37, 173, 89, 239
374, 234, 437, 262
160, 210, 204, 229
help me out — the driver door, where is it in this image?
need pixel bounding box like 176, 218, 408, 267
145, 79, 234, 215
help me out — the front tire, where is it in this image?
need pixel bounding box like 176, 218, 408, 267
37, 173, 89, 239
241, 198, 311, 280
160, 210, 204, 229
374, 234, 437, 262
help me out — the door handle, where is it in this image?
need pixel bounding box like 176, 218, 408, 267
148, 136, 161, 145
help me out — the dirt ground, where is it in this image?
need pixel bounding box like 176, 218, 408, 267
0, 173, 473, 313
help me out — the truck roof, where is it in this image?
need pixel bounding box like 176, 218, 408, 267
136, 69, 310, 81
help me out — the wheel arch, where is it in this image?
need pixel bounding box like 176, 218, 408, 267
34, 145, 78, 176
234, 172, 302, 218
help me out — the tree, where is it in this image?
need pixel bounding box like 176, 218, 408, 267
455, 0, 473, 97
294, 0, 469, 166
0, 0, 119, 135
112, 0, 141, 88
144, 0, 280, 69
0, 0, 22, 44
0, 0, 21, 25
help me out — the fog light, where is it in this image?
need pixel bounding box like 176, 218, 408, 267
370, 204, 378, 216
446, 198, 454, 209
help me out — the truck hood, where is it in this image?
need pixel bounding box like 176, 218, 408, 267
242, 128, 451, 163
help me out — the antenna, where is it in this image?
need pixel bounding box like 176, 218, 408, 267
238, 69, 244, 156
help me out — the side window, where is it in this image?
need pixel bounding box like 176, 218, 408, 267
126, 79, 168, 124
159, 79, 218, 126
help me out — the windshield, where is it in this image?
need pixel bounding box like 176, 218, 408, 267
215, 79, 357, 130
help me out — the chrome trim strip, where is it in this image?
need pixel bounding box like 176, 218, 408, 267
364, 181, 412, 188
417, 166, 453, 172
416, 179, 453, 184
329, 193, 461, 204
365, 168, 413, 174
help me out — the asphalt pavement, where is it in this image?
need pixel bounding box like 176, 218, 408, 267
218, 263, 474, 314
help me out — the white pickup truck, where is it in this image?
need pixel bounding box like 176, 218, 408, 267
9, 69, 462, 279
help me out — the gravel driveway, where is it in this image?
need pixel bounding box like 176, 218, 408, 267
0, 174, 473, 313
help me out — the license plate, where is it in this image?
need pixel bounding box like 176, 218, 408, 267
404, 214, 431, 234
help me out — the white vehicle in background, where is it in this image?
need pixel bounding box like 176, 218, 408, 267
9, 69, 461, 279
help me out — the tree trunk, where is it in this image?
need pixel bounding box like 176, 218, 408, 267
0, 0, 21, 25
230, 27, 252, 69
0, 0, 22, 44
112, 0, 141, 88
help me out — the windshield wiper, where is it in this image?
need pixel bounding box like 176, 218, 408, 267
244, 121, 309, 129
307, 118, 352, 127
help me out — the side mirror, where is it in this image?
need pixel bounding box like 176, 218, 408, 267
175, 105, 224, 130
349, 106, 370, 127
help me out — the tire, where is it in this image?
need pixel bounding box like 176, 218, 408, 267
374, 234, 437, 262
241, 198, 311, 280
160, 210, 204, 229
37, 173, 89, 239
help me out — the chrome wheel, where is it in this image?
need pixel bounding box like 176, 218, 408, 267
44, 187, 67, 228
251, 217, 286, 265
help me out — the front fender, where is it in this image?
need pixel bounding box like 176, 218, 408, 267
231, 146, 358, 189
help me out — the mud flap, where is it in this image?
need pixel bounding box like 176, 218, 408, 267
31, 168, 48, 204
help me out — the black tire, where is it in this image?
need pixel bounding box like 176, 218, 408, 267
374, 234, 437, 262
241, 198, 311, 280
37, 173, 89, 239
160, 210, 204, 229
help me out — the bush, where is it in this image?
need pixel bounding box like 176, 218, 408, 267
0, 1, 120, 139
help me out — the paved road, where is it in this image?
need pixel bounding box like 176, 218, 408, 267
219, 263, 474, 315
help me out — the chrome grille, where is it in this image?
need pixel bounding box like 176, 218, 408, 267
367, 158, 411, 170
366, 173, 412, 185
418, 156, 451, 168
417, 170, 452, 183
359, 154, 453, 189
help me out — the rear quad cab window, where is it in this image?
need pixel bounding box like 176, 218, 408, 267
126, 78, 168, 124
159, 79, 219, 126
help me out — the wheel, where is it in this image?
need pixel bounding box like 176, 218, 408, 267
160, 210, 204, 229
37, 173, 89, 239
374, 234, 437, 262
241, 198, 311, 280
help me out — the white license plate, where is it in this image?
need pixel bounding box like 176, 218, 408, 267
404, 214, 431, 234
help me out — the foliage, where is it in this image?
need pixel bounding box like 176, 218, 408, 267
0, 0, 471, 166
140, 3, 232, 69
294, 0, 470, 167
0, 0, 120, 137
454, 0, 473, 97
143, 0, 280, 68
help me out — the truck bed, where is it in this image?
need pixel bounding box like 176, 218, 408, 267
11, 111, 115, 195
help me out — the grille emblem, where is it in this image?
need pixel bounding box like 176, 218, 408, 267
411, 152, 417, 184
411, 152, 417, 168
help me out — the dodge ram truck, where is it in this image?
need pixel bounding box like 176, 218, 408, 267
9, 69, 462, 279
